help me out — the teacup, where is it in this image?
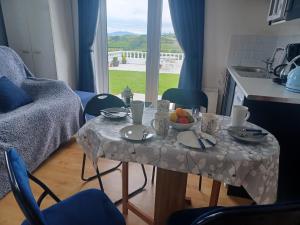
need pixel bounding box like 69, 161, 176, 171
201, 113, 219, 135
131, 101, 144, 124
231, 105, 250, 127
150, 112, 169, 137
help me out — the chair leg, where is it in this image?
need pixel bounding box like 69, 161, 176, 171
198, 175, 202, 191
151, 166, 156, 184
96, 165, 105, 191
81, 153, 122, 182
114, 164, 148, 205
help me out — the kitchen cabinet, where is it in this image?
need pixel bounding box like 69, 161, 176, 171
268, 0, 300, 25
222, 68, 300, 202
1, 0, 76, 87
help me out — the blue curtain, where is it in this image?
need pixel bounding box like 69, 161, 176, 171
0, 3, 8, 46
78, 0, 99, 92
169, 0, 205, 90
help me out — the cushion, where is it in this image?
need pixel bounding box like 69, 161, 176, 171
0, 76, 33, 112
21, 189, 126, 225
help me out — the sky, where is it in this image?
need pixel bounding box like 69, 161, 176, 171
106, 0, 174, 34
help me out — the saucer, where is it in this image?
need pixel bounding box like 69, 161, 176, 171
227, 126, 268, 143
120, 125, 154, 141
101, 107, 129, 119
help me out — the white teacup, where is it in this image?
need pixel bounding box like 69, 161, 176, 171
231, 105, 250, 127
150, 112, 169, 137
157, 100, 170, 112
131, 101, 144, 124
201, 113, 219, 135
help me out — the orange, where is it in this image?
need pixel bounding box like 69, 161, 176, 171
175, 108, 187, 117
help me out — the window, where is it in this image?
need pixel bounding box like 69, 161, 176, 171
95, 0, 181, 103
107, 0, 148, 101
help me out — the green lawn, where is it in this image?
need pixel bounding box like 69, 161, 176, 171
109, 70, 179, 95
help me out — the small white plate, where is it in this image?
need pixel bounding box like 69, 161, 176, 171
177, 131, 217, 149
101, 107, 129, 119
120, 125, 154, 141
227, 126, 268, 143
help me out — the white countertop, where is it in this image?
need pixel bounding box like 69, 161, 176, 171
227, 66, 300, 104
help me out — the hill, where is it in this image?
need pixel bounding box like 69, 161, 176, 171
108, 33, 182, 53
108, 31, 137, 36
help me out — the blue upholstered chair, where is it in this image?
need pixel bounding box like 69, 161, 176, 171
167, 202, 300, 225
161, 88, 208, 111
5, 149, 126, 225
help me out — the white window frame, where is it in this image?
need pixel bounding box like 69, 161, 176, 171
95, 0, 163, 104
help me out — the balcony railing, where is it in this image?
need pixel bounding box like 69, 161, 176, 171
108, 50, 184, 65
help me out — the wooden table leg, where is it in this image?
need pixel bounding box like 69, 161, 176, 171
154, 168, 188, 225
122, 162, 129, 215
209, 180, 221, 207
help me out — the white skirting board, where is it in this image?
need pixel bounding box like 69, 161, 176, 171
202, 88, 219, 113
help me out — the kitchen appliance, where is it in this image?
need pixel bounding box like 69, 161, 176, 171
286, 55, 300, 93
273, 43, 300, 85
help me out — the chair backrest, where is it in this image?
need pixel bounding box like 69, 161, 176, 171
0, 46, 29, 87
83, 93, 126, 118
5, 149, 46, 225
193, 202, 300, 225
162, 88, 208, 110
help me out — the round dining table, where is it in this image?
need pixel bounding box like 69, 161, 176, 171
77, 107, 280, 225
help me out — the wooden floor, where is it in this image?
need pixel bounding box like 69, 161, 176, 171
0, 140, 251, 225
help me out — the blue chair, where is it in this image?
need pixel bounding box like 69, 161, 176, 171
162, 88, 208, 111
80, 93, 147, 204
152, 88, 209, 189
5, 149, 126, 225
167, 202, 300, 225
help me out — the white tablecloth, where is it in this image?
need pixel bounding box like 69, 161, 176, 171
77, 108, 279, 204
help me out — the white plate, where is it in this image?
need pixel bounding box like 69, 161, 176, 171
177, 131, 217, 149
120, 125, 154, 141
227, 126, 267, 143
101, 107, 129, 119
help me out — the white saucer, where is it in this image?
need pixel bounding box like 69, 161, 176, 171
101, 107, 129, 119
120, 125, 154, 141
227, 126, 268, 143
177, 131, 217, 149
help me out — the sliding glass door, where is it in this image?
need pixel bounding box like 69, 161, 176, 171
95, 0, 181, 103
107, 0, 148, 101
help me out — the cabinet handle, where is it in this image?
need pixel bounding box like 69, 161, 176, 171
22, 50, 30, 54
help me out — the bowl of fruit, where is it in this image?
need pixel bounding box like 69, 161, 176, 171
169, 108, 196, 130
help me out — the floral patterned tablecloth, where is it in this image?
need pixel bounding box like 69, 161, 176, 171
77, 108, 279, 204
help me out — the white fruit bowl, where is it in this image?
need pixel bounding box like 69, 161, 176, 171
169, 120, 196, 131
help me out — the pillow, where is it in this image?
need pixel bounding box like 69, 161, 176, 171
0, 76, 33, 112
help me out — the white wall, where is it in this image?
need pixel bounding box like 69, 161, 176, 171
202, 0, 300, 109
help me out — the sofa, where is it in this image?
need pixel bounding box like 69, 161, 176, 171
0, 46, 83, 198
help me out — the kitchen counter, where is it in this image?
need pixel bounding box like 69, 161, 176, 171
227, 66, 300, 104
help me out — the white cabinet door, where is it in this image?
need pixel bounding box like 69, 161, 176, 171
1, 0, 57, 79
26, 0, 57, 79
1, 0, 34, 72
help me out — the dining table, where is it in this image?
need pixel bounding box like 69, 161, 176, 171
76, 107, 280, 225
